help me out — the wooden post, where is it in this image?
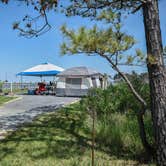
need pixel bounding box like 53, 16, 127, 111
88, 90, 96, 166
91, 106, 95, 166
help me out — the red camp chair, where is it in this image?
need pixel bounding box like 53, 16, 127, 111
35, 82, 46, 95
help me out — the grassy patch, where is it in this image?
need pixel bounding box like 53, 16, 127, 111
0, 96, 17, 106
0, 103, 154, 166
3, 89, 27, 95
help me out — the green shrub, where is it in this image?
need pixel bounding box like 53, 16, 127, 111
80, 76, 154, 159
0, 81, 3, 93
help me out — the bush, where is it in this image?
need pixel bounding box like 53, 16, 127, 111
0, 81, 3, 93
80, 77, 154, 160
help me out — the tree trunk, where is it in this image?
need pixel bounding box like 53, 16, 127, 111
143, 0, 166, 165
101, 53, 153, 155
137, 108, 154, 158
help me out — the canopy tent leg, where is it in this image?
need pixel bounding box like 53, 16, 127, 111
20, 75, 23, 89
10, 81, 13, 94
53, 76, 56, 82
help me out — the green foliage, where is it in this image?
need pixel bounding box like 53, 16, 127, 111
96, 113, 144, 156
97, 9, 118, 23
60, 1, 146, 68
80, 73, 154, 160
0, 96, 16, 105
81, 76, 150, 116
147, 54, 158, 65
61, 23, 136, 57
65, 0, 142, 19
0, 81, 3, 92
61, 19, 145, 67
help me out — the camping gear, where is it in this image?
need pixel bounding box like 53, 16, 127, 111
35, 82, 46, 95
28, 89, 35, 95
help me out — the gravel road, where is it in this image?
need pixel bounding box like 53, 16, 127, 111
0, 95, 79, 135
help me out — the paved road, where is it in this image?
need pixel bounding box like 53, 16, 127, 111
0, 95, 79, 133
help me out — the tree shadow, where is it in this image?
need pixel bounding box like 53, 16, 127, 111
0, 104, 152, 164
0, 104, 63, 131
0, 105, 91, 162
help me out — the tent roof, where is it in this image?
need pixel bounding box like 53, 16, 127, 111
57, 66, 102, 77
17, 63, 64, 76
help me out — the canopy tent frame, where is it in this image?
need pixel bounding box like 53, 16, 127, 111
17, 62, 64, 77
17, 62, 64, 90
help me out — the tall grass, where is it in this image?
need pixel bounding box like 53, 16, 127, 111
80, 81, 154, 161
95, 113, 143, 157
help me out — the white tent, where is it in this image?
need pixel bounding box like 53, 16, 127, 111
56, 66, 104, 97
17, 63, 64, 77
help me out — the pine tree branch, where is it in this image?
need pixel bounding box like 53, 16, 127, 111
14, 9, 51, 38
99, 52, 147, 110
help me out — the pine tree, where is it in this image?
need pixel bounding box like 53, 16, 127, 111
60, 11, 155, 156
2, 0, 166, 164
63, 1, 166, 164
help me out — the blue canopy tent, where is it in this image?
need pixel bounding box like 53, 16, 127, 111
17, 63, 64, 77
17, 63, 64, 92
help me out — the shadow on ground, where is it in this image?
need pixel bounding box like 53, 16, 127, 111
0, 105, 91, 162
0, 104, 63, 130
0, 104, 152, 165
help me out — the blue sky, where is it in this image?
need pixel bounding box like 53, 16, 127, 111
0, 1, 166, 82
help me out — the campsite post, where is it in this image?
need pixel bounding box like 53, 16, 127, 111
92, 105, 95, 166
87, 89, 97, 166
